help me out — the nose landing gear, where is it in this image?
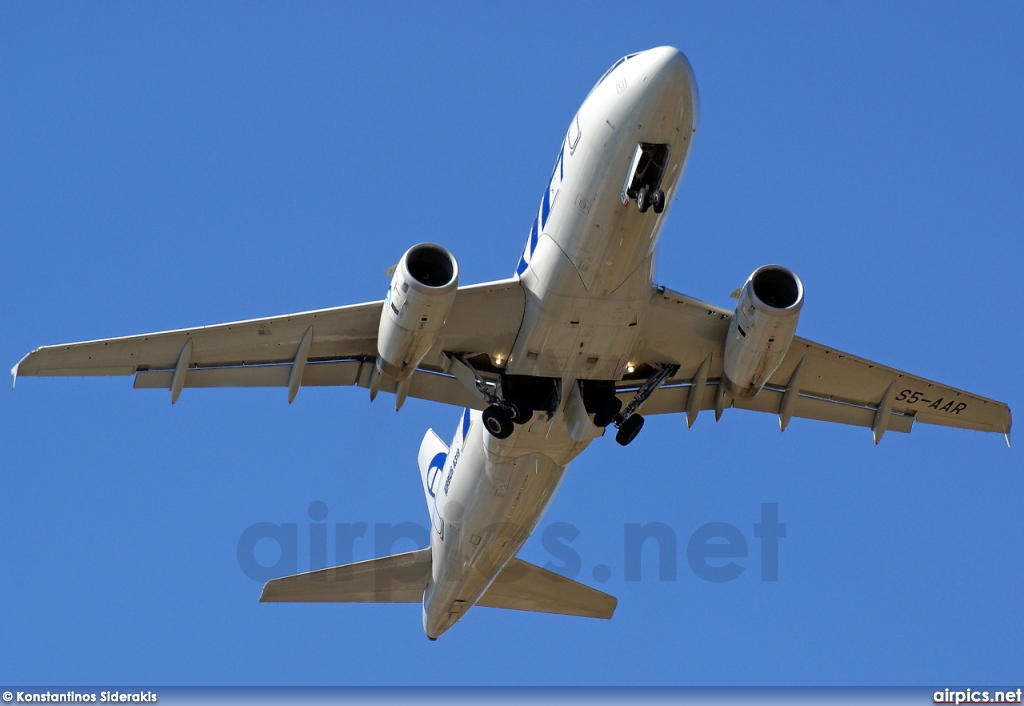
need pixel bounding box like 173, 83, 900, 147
622, 142, 670, 215
636, 185, 666, 214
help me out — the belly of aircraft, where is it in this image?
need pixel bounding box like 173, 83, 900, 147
506, 63, 695, 382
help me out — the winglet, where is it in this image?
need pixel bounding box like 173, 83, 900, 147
385, 263, 398, 277
729, 287, 742, 300
9, 350, 32, 389
1005, 408, 1012, 448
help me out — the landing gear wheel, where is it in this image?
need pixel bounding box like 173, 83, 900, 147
636, 185, 651, 213
483, 405, 514, 439
651, 189, 665, 214
615, 414, 645, 446
593, 397, 623, 428
506, 394, 534, 425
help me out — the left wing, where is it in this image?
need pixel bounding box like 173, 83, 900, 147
626, 286, 1012, 444
12, 278, 525, 409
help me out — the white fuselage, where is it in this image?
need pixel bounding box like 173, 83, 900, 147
422, 47, 699, 639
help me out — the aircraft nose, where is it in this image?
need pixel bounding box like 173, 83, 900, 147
642, 46, 697, 96
642, 45, 685, 68
631, 46, 699, 128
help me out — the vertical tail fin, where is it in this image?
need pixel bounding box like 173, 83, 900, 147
417, 429, 448, 510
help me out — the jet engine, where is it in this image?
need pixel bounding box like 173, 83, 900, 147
376, 243, 459, 381
722, 265, 803, 399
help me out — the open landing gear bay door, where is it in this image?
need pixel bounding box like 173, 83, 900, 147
12, 279, 526, 410
624, 287, 1011, 443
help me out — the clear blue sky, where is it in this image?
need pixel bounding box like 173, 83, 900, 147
2, 2, 1021, 686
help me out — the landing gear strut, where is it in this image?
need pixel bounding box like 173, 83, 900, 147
611, 364, 678, 447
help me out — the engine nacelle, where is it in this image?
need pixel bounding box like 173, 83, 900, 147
722, 265, 803, 399
376, 243, 459, 381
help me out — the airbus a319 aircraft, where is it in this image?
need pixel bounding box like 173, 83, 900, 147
14, 47, 1012, 640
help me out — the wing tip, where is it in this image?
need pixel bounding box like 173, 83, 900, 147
258, 578, 281, 603
10, 352, 30, 388
11, 348, 45, 386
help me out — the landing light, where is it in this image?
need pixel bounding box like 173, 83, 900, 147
626, 363, 635, 373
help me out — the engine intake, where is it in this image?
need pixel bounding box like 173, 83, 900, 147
376, 243, 459, 381
722, 265, 803, 399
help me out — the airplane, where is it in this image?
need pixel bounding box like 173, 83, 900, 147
12, 46, 1012, 641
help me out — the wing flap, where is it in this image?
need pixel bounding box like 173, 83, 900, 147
132, 360, 487, 409
478, 557, 617, 619
133, 360, 364, 389
626, 380, 914, 433
135, 365, 293, 389
259, 549, 431, 604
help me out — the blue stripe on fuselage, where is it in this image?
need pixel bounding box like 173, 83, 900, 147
515, 137, 564, 275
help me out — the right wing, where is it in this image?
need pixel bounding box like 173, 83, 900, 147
626, 286, 1012, 443
12, 278, 526, 408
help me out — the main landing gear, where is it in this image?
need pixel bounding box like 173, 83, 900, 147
451, 354, 675, 446
480, 374, 556, 439
446, 355, 538, 440
482, 405, 515, 440
447, 358, 556, 440
579, 367, 677, 446
482, 392, 532, 441
608, 364, 678, 447
615, 414, 645, 446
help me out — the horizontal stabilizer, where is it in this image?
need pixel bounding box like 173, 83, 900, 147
479, 557, 617, 619
260, 549, 430, 604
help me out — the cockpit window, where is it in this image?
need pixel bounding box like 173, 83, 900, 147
585, 53, 639, 100
597, 57, 628, 86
